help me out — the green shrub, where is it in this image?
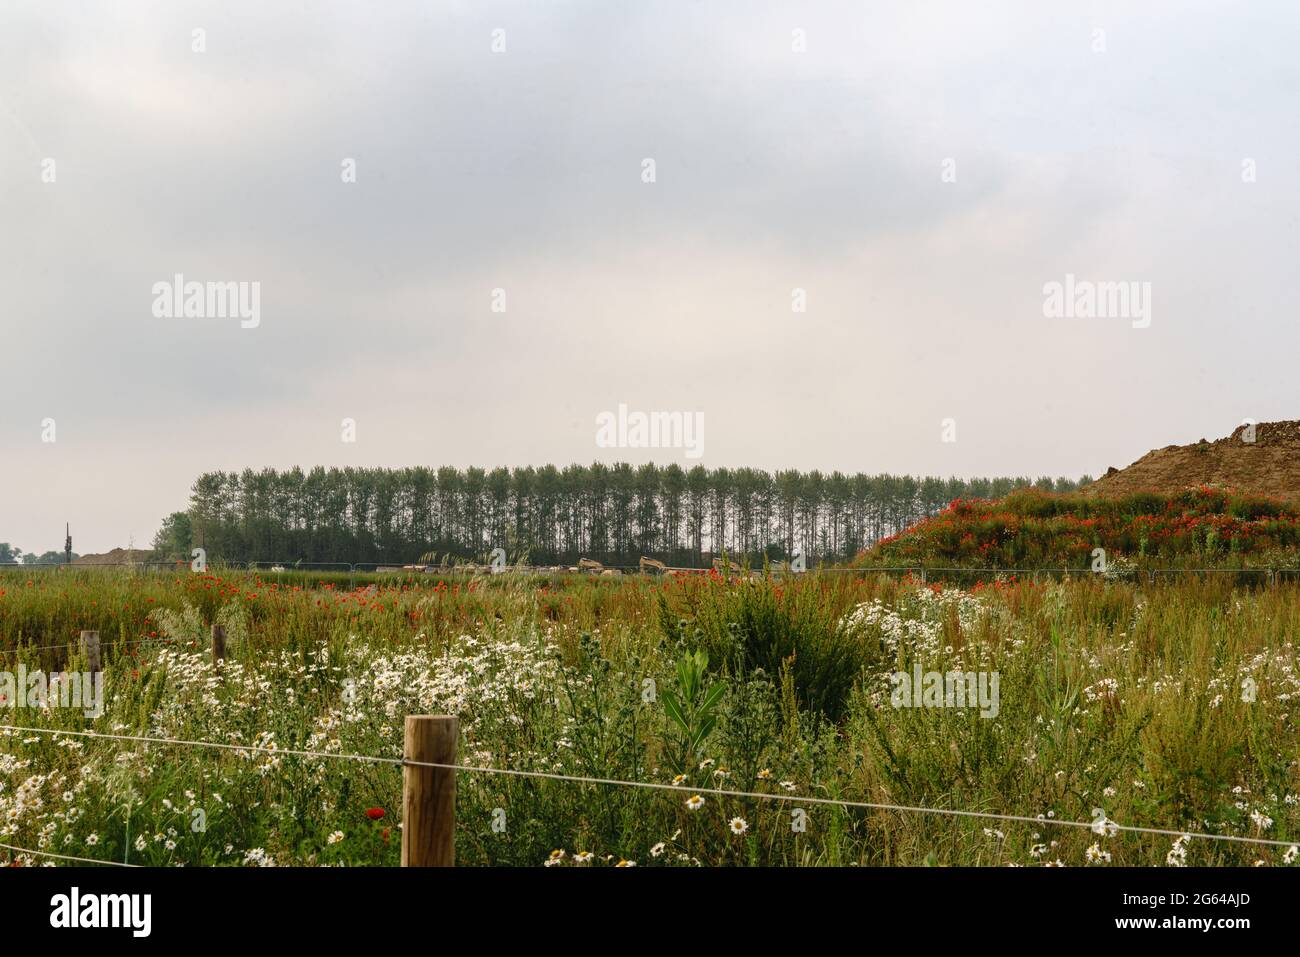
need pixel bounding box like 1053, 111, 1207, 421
658, 578, 868, 723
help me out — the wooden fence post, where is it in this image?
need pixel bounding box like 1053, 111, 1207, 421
211, 624, 226, 666
81, 630, 101, 676
402, 715, 457, 867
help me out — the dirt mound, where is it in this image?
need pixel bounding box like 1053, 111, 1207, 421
1087, 420, 1300, 500
73, 548, 158, 565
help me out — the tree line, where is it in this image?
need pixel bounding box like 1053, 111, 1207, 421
0, 543, 78, 566
158, 465, 1093, 567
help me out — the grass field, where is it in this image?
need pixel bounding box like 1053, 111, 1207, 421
1, 567, 1297, 867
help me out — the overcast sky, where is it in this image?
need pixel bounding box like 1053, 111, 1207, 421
3, 1, 1298, 554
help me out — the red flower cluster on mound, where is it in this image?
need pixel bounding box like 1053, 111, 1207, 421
863, 486, 1300, 567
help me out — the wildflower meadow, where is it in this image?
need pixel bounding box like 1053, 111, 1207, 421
1, 566, 1297, 867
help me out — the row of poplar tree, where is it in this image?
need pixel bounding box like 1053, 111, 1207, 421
163, 464, 1092, 567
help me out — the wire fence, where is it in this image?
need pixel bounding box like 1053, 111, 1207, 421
0, 636, 179, 660
1, 722, 1296, 869
0, 840, 138, 867
4, 564, 1299, 863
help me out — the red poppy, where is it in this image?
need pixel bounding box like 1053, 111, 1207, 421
365, 807, 386, 820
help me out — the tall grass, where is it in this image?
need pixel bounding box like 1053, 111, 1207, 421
1, 568, 1296, 866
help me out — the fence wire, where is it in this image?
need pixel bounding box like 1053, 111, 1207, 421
3, 562, 1298, 864
3, 724, 1296, 856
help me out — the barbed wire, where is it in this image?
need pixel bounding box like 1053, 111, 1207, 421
3, 724, 1296, 852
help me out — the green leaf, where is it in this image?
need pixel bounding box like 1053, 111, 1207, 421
661, 690, 689, 734
699, 681, 726, 715
689, 714, 716, 754
676, 658, 697, 700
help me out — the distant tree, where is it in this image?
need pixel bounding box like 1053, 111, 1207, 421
152, 511, 194, 560
172, 466, 1095, 565
0, 542, 22, 564
23, 550, 70, 565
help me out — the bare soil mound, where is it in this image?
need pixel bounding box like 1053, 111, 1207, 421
73, 548, 158, 565
1087, 420, 1300, 500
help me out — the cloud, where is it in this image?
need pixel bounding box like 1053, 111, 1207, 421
2, 0, 1298, 551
